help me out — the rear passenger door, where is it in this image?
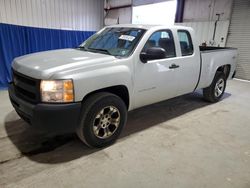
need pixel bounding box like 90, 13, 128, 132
133, 30, 179, 108
174, 30, 200, 96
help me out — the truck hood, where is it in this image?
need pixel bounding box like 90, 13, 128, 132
12, 48, 116, 79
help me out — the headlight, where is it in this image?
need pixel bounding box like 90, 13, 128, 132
40, 80, 74, 103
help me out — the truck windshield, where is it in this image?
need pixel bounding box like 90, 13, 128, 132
79, 27, 146, 57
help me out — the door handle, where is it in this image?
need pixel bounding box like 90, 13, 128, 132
169, 64, 180, 69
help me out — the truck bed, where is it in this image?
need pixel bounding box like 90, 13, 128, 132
199, 46, 237, 52
196, 46, 238, 90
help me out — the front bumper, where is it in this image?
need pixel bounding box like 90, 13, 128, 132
8, 83, 81, 133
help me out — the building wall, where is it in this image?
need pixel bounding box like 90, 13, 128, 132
183, 0, 233, 22
104, 0, 132, 25
179, 0, 233, 47
0, 0, 104, 88
226, 0, 250, 80
0, 0, 104, 31
176, 20, 230, 47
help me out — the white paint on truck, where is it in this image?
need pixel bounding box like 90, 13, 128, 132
12, 24, 237, 111
9, 24, 238, 147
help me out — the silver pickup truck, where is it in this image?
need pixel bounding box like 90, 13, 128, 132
9, 24, 237, 148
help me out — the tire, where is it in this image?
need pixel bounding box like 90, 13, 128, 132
203, 72, 226, 103
76, 92, 127, 148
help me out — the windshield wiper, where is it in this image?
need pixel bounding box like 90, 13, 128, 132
78, 46, 88, 51
88, 48, 112, 55
78, 46, 114, 56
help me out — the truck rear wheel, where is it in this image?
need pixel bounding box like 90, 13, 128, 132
76, 92, 127, 148
203, 72, 226, 103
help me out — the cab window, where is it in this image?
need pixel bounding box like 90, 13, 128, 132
142, 30, 176, 58
177, 30, 194, 56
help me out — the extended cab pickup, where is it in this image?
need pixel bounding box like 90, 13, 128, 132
9, 24, 237, 147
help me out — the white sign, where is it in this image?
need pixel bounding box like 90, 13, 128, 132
119, 35, 135, 42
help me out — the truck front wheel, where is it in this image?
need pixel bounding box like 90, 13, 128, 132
76, 92, 127, 148
203, 72, 226, 103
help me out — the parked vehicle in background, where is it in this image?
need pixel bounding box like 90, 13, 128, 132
9, 24, 237, 148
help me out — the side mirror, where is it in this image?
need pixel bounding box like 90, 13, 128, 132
140, 47, 166, 63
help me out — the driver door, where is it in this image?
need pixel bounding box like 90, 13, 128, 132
133, 30, 179, 109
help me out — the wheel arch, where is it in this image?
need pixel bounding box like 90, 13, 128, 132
216, 64, 231, 79
81, 85, 130, 109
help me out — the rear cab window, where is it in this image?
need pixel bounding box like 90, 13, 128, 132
177, 30, 194, 56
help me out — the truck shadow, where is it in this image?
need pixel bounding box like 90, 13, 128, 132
4, 91, 231, 164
